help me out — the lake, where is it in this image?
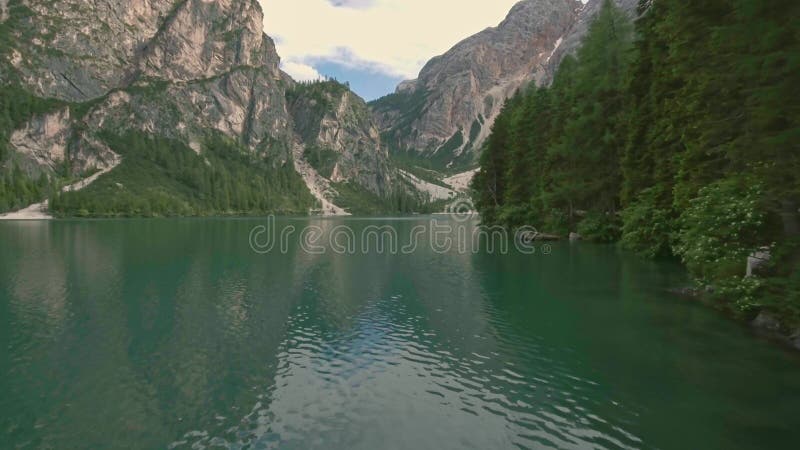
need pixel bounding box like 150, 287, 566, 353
1, 218, 799, 449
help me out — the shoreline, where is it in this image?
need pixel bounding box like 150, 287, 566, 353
0, 201, 52, 221
0, 157, 121, 221
669, 287, 800, 353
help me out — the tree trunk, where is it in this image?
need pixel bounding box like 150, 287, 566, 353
781, 199, 799, 237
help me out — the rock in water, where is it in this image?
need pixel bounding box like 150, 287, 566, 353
569, 232, 583, 242
751, 311, 782, 333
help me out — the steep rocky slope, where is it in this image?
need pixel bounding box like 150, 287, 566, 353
1, 0, 640, 215
0, 0, 394, 215
371, 0, 639, 170
287, 81, 393, 197
1, 0, 296, 174
543, 0, 640, 82
371, 0, 580, 169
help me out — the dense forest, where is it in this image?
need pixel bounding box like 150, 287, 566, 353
0, 86, 66, 213
472, 0, 800, 323
49, 132, 316, 217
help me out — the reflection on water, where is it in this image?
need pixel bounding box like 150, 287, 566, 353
1, 218, 799, 450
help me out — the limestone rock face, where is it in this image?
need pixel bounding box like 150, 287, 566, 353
139, 0, 280, 81
1, 0, 293, 170
543, 0, 641, 83
0, 0, 8, 23
9, 106, 118, 175
288, 82, 394, 196
371, 0, 580, 168
10, 108, 73, 171
6, 0, 175, 102
371, 0, 640, 169
5, 0, 282, 102
0, 0, 390, 195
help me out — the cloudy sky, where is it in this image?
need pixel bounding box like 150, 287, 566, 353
259, 0, 526, 101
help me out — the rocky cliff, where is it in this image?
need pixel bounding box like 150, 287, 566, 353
287, 81, 393, 196
1, 0, 641, 214
0, 0, 393, 213
543, 0, 640, 82
371, 0, 639, 170
0, 0, 294, 173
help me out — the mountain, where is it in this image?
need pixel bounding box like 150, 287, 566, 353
0, 0, 397, 216
543, 0, 640, 82
287, 80, 393, 198
1, 0, 640, 216
370, 0, 639, 171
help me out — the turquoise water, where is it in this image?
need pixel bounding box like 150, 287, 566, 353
1, 218, 799, 449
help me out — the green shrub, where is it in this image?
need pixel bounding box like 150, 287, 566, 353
578, 212, 621, 243
50, 132, 314, 217
674, 178, 768, 281
304, 146, 339, 179
620, 187, 674, 257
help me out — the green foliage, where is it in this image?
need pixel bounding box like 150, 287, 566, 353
0, 85, 66, 160
714, 276, 766, 315
0, 164, 57, 213
471, 0, 800, 321
468, 119, 482, 146
759, 243, 800, 325
394, 163, 452, 190
577, 212, 622, 243
370, 87, 432, 158
0, 85, 68, 212
674, 179, 768, 280
389, 142, 476, 174
472, 94, 518, 225
472, 0, 634, 233
286, 79, 350, 112
304, 145, 339, 179
620, 187, 674, 257
369, 87, 430, 130
0, 1, 36, 56
331, 181, 443, 216
437, 129, 464, 156
50, 132, 314, 217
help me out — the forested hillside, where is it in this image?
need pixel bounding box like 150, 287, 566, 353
0, 86, 64, 213
472, 0, 800, 323
48, 132, 315, 217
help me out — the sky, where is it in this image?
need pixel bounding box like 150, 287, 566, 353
259, 0, 527, 101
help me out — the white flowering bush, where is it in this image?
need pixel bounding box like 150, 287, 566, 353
674, 179, 768, 281
715, 276, 766, 313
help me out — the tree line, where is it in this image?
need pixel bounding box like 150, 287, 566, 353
472, 0, 799, 322
50, 132, 315, 217
0, 86, 65, 213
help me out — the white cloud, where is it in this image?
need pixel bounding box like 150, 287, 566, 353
281, 61, 323, 81
260, 0, 538, 80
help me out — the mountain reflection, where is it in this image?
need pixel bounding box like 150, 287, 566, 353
2, 219, 800, 450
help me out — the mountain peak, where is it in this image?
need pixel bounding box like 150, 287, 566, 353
372, 0, 580, 169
